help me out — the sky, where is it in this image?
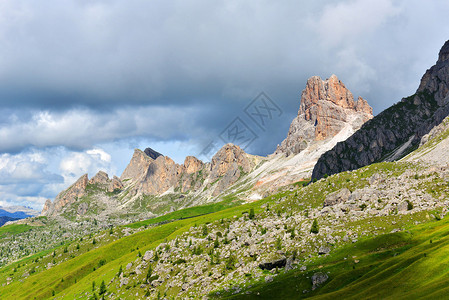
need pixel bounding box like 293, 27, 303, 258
0, 0, 449, 210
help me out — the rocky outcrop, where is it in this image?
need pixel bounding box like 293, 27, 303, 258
275, 75, 373, 156
139, 156, 180, 195
144, 147, 163, 160
41, 199, 52, 215
120, 149, 154, 181
109, 176, 124, 192
42, 174, 88, 216
89, 171, 109, 185
313, 40, 449, 180
183, 156, 203, 174
209, 144, 254, 196
130, 144, 255, 196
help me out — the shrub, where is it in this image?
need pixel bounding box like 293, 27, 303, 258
249, 208, 255, 219
98, 259, 106, 268
99, 280, 106, 295
310, 219, 319, 234
146, 265, 153, 282
225, 255, 237, 270
407, 200, 413, 211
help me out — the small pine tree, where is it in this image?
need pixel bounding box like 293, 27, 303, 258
249, 208, 255, 220
202, 225, 208, 236
146, 265, 153, 283
92, 281, 95, 292
89, 293, 98, 300
76, 244, 80, 250
63, 246, 68, 253
214, 236, 219, 248
99, 280, 106, 295
154, 251, 159, 261
92, 238, 96, 245
109, 227, 113, 235
93, 219, 98, 226
310, 219, 319, 234
117, 265, 123, 277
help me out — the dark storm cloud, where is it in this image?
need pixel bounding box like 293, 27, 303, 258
0, 0, 448, 156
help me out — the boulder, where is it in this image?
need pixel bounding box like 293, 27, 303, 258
311, 272, 329, 290
259, 257, 287, 270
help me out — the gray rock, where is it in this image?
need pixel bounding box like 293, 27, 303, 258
324, 188, 351, 206
318, 246, 330, 255
311, 272, 329, 290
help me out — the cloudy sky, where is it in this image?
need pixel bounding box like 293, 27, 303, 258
0, 0, 449, 210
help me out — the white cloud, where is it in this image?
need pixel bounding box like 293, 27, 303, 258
309, 0, 401, 47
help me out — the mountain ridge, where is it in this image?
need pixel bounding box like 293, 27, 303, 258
312, 39, 449, 180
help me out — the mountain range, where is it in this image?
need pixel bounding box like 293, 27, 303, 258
1, 40, 449, 299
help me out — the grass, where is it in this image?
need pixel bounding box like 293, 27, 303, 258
216, 216, 449, 299
0, 224, 33, 238
0, 196, 272, 299
125, 198, 242, 229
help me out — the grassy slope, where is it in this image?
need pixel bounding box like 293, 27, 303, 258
0, 224, 32, 238
125, 197, 241, 229
0, 197, 270, 299
222, 211, 449, 299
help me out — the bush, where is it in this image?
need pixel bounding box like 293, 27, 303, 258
249, 208, 255, 220
310, 219, 319, 234
99, 280, 106, 295
146, 265, 153, 282
225, 255, 237, 270
174, 258, 186, 265
98, 259, 106, 268
407, 200, 413, 211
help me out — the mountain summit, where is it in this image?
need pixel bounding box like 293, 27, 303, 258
312, 39, 449, 180
275, 74, 373, 156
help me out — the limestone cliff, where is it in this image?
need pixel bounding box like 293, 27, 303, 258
312, 40, 449, 180
120, 149, 154, 181
275, 75, 373, 156
41, 174, 88, 216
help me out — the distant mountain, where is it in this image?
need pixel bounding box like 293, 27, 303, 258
0, 216, 20, 227
0, 206, 39, 219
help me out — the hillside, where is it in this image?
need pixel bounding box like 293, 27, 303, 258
1, 119, 449, 298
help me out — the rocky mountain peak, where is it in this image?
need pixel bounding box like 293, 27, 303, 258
276, 75, 373, 156
41, 174, 88, 216
144, 147, 163, 160
438, 40, 449, 63
183, 156, 203, 174
120, 149, 154, 181
89, 170, 109, 185
312, 40, 449, 180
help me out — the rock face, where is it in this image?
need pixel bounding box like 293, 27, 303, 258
139, 156, 180, 195
120, 149, 154, 181
209, 144, 254, 196
312, 40, 449, 180
42, 174, 88, 216
129, 143, 256, 197
109, 176, 124, 192
144, 147, 163, 160
89, 171, 109, 185
275, 75, 373, 156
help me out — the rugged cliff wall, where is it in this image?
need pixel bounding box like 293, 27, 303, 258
312, 40, 449, 180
